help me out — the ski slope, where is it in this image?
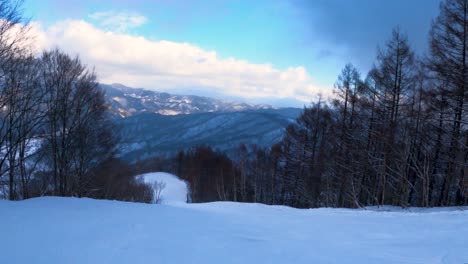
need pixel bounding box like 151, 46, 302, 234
137, 172, 189, 204
0, 176, 467, 263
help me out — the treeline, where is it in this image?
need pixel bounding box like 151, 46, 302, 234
296, 0, 468, 208
0, 0, 152, 202
155, 0, 467, 208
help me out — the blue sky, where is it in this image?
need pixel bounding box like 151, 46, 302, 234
23, 0, 440, 106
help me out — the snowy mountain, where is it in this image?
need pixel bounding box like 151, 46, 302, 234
116, 108, 301, 162
1, 196, 467, 263
101, 83, 274, 117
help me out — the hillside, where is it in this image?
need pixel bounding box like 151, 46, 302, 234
1, 196, 466, 263
116, 108, 301, 162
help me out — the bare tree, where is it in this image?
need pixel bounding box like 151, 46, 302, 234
0, 0, 33, 200
40, 49, 116, 197
371, 28, 416, 206
153, 181, 166, 204
429, 0, 468, 206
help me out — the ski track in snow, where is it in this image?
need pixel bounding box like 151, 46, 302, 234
0, 172, 467, 264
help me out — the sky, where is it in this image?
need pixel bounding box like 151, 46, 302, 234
23, 0, 440, 107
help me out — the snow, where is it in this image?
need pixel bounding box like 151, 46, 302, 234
0, 176, 467, 264
157, 109, 181, 115
112, 96, 128, 106
137, 172, 189, 204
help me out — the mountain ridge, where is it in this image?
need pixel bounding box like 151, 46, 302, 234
101, 83, 276, 117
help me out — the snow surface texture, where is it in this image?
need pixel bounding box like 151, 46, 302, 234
1, 177, 467, 263
137, 172, 189, 204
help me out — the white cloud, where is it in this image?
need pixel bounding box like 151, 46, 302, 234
88, 11, 147, 33
30, 19, 330, 104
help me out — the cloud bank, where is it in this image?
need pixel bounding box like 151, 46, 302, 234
30, 16, 327, 104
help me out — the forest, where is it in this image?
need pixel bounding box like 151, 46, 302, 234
143, 0, 468, 208
0, 0, 152, 202
1, 0, 467, 208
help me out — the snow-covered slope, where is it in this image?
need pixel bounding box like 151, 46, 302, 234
1, 197, 467, 263
137, 172, 189, 204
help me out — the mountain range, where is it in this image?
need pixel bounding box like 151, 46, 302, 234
102, 83, 274, 117
100, 84, 302, 162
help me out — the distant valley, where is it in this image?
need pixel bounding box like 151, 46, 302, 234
101, 84, 302, 162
